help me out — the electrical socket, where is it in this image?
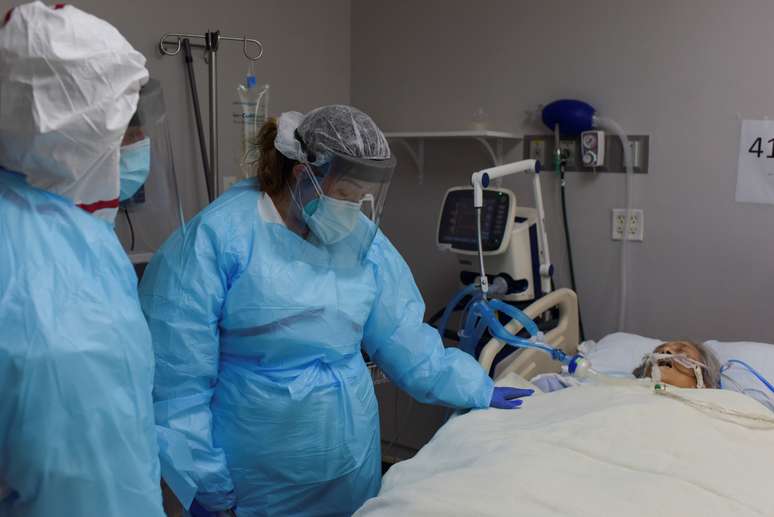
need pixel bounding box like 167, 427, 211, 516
611, 208, 644, 241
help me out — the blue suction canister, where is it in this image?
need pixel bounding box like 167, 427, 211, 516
541, 99, 595, 137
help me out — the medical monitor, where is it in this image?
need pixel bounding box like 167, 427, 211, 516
436, 187, 515, 255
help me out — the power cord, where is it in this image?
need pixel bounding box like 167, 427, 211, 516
558, 157, 586, 341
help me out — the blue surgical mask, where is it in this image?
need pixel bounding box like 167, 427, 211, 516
303, 195, 362, 244
119, 137, 151, 202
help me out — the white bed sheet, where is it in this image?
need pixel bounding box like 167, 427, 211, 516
357, 381, 774, 517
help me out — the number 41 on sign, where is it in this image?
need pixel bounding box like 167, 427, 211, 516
747, 137, 774, 158
736, 119, 774, 205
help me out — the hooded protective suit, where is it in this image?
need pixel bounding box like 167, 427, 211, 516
0, 3, 163, 516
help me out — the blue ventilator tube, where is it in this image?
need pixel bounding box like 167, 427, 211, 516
460, 312, 489, 356
721, 359, 774, 394
437, 283, 479, 343
466, 298, 587, 369
439, 283, 590, 374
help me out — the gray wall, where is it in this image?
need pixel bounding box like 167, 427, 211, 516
352, 0, 774, 344
1, 0, 351, 221
353, 0, 774, 453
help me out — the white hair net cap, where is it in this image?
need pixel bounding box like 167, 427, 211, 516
0, 1, 148, 221
274, 111, 306, 163
275, 105, 390, 166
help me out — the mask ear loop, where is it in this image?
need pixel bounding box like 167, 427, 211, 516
288, 184, 304, 213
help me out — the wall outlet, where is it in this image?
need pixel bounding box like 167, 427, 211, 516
612, 208, 644, 241
529, 138, 547, 165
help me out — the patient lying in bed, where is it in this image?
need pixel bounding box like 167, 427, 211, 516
534, 340, 721, 392
356, 341, 774, 517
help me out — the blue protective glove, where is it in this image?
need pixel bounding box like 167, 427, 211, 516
489, 387, 534, 409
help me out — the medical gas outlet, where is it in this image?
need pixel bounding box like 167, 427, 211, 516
581, 130, 605, 167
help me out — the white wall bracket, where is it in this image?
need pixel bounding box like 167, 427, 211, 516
385, 130, 522, 183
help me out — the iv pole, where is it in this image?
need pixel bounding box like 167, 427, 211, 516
159, 31, 264, 201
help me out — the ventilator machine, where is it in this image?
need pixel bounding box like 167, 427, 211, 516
436, 156, 591, 376
436, 176, 552, 303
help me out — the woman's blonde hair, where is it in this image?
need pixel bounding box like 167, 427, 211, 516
254, 117, 296, 196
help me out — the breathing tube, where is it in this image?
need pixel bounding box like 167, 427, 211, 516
721, 359, 774, 394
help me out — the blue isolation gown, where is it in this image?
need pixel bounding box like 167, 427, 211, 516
139, 178, 494, 516
0, 170, 164, 516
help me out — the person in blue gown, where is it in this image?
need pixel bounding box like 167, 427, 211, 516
0, 3, 163, 516
140, 105, 532, 516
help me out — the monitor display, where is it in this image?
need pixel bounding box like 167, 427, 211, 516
438, 189, 510, 252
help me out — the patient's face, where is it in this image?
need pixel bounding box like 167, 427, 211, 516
646, 341, 703, 388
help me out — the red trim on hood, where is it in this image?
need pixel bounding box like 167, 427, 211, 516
77, 198, 120, 213
53, 4, 66, 9
3, 8, 13, 25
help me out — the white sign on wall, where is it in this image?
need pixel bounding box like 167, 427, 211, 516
736, 119, 774, 205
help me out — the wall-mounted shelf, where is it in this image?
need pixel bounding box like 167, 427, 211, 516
385, 130, 522, 182
385, 130, 521, 139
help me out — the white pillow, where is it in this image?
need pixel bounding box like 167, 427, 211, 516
579, 332, 661, 376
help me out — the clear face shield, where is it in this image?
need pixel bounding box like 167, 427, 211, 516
288, 149, 395, 266
114, 79, 185, 261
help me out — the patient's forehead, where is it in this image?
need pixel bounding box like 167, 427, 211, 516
655, 341, 700, 358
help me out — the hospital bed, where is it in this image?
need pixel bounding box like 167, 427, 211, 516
356, 289, 774, 517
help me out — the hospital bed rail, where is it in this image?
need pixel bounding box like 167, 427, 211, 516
479, 288, 580, 381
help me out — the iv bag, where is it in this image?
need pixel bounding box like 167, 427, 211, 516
230, 64, 269, 188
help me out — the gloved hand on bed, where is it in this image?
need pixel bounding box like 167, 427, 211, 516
489, 387, 534, 409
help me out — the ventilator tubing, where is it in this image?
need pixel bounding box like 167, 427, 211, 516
436, 283, 479, 344
460, 293, 568, 362
721, 359, 774, 394
439, 282, 597, 375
